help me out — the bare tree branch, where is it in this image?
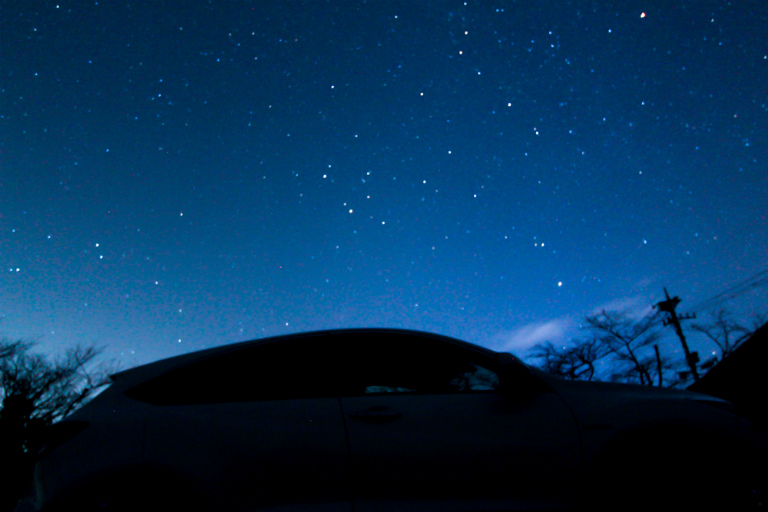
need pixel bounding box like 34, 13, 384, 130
1, 339, 114, 424
690, 308, 750, 361
528, 336, 609, 381
582, 310, 665, 386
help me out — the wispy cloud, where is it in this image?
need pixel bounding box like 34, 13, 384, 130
592, 294, 657, 319
490, 317, 577, 353
490, 293, 659, 356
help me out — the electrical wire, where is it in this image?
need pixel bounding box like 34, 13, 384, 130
689, 268, 768, 313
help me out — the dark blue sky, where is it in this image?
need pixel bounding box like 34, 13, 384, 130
2, 1, 766, 369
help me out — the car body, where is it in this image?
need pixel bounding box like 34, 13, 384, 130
18, 328, 765, 511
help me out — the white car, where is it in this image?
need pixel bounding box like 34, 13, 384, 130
19, 328, 765, 511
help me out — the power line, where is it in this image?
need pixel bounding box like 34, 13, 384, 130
689, 268, 768, 313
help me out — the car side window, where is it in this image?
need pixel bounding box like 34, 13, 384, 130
348, 335, 500, 395
448, 363, 500, 391
127, 336, 351, 404
365, 385, 415, 393
362, 362, 499, 394
126, 331, 500, 404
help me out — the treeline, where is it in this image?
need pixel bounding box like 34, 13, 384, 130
528, 307, 765, 388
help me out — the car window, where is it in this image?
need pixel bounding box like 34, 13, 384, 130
127, 331, 499, 404
127, 336, 351, 404
365, 386, 415, 393
448, 363, 500, 391
361, 363, 499, 394
343, 333, 500, 395
359, 361, 499, 395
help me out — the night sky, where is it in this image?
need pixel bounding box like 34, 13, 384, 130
2, 1, 766, 370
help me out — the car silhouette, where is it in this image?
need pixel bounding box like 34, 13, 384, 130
19, 328, 765, 511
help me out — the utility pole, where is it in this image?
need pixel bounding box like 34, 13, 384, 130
653, 345, 663, 387
655, 288, 699, 382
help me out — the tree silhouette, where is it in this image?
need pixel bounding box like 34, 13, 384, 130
0, 338, 113, 512
690, 308, 766, 366
584, 310, 666, 386
527, 337, 607, 381
528, 309, 673, 386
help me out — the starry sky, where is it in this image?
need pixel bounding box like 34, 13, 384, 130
2, 1, 766, 370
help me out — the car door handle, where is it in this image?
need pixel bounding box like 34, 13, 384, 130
349, 406, 403, 423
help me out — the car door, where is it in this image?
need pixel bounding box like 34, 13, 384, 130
138, 336, 352, 512
338, 333, 581, 512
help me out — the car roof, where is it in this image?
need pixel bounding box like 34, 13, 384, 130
111, 328, 503, 388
